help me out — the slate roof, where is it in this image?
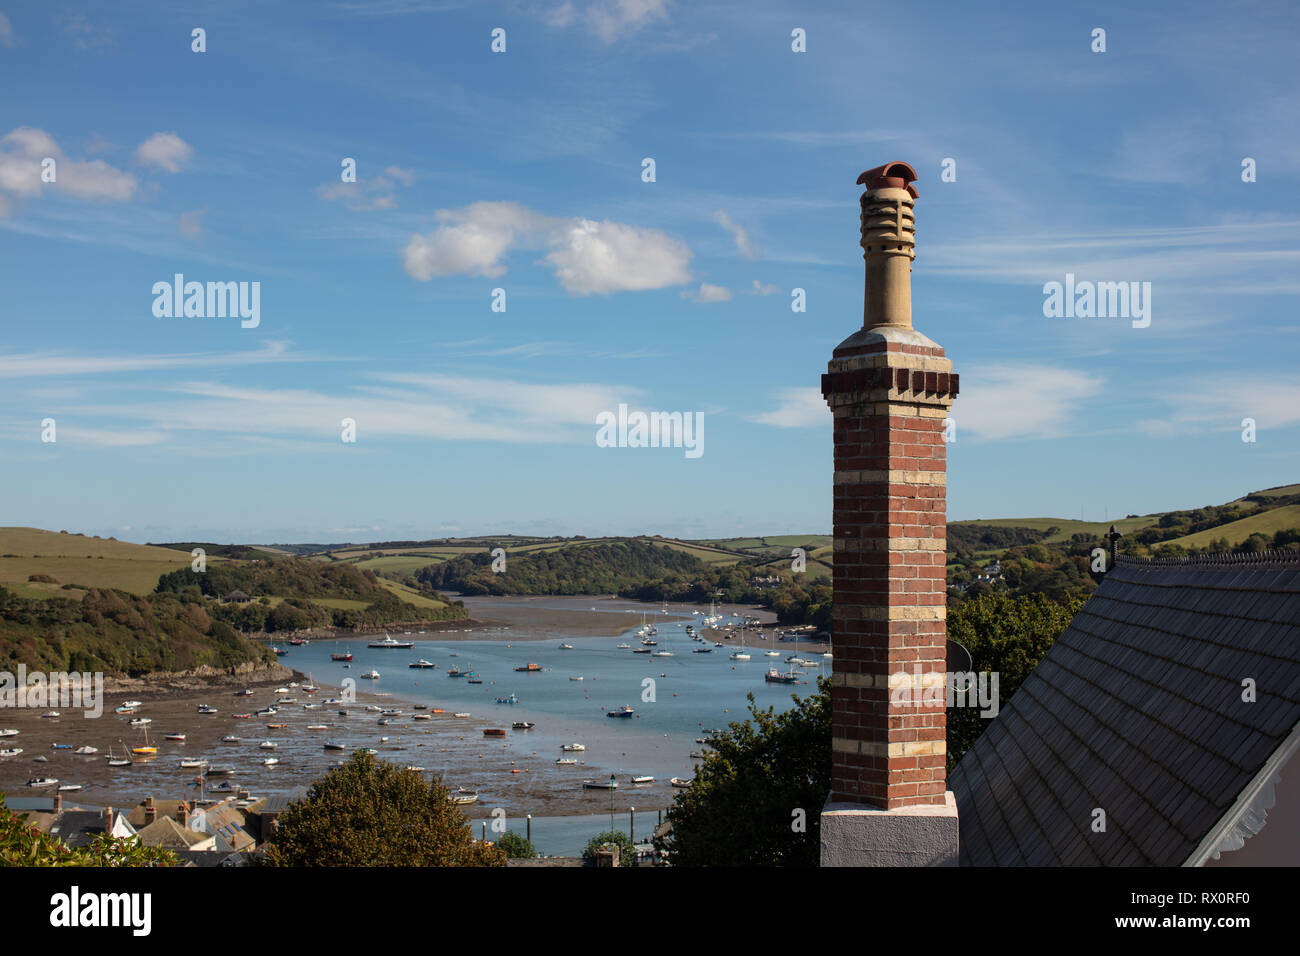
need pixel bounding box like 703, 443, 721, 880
951, 550, 1300, 866
136, 815, 210, 849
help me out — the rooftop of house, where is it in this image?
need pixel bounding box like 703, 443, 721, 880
951, 550, 1300, 866
41, 809, 133, 849
126, 798, 191, 829
136, 815, 210, 849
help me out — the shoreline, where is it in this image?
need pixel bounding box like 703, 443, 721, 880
1, 596, 810, 819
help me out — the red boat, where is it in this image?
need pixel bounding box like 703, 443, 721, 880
331, 653, 353, 662
288, 638, 308, 646
483, 729, 507, 737
232, 713, 252, 719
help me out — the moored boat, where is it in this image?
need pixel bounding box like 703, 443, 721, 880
368, 634, 414, 649
606, 705, 635, 719
583, 779, 617, 790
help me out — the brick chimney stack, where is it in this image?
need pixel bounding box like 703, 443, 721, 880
820, 162, 960, 866
145, 796, 157, 825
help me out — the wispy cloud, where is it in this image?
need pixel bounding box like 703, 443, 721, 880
955, 365, 1105, 441
713, 209, 759, 259
0, 341, 319, 379
681, 282, 731, 303
749, 388, 826, 428
35, 374, 644, 448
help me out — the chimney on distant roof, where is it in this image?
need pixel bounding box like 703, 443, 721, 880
177, 801, 189, 827
819, 162, 960, 867
145, 796, 157, 826
53, 792, 62, 814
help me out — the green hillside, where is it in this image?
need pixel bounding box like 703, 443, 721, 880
1165, 504, 1300, 550
0, 527, 196, 598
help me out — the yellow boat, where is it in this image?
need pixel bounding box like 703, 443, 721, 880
131, 727, 157, 756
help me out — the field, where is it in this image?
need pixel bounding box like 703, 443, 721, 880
949, 515, 1160, 545
0, 527, 195, 598
1165, 504, 1300, 550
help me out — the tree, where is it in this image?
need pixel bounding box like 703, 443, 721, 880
0, 796, 178, 867
661, 678, 829, 867
582, 829, 635, 866
496, 831, 537, 859
946, 591, 1083, 767
260, 752, 505, 866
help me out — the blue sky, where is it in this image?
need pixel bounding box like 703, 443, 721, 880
1, 0, 1297, 543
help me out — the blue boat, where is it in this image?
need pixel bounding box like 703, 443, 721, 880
51, 743, 72, 749
495, 693, 519, 705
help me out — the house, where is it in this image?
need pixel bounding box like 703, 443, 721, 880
136, 815, 216, 852
40, 805, 137, 849
192, 799, 257, 853
950, 551, 1300, 866
222, 590, 252, 603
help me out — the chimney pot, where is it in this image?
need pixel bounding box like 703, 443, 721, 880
857, 161, 920, 330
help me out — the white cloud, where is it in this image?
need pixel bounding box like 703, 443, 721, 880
545, 2, 576, 27
319, 164, 414, 210
403, 201, 546, 279
750, 388, 827, 428
546, 217, 692, 295
681, 282, 731, 303
134, 131, 193, 172
0, 126, 138, 210
0, 13, 15, 48
956, 365, 1105, 441
403, 201, 692, 295
713, 209, 759, 259
586, 0, 669, 43
748, 279, 780, 295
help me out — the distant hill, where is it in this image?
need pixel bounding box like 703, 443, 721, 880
0, 528, 194, 599
0, 528, 467, 674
